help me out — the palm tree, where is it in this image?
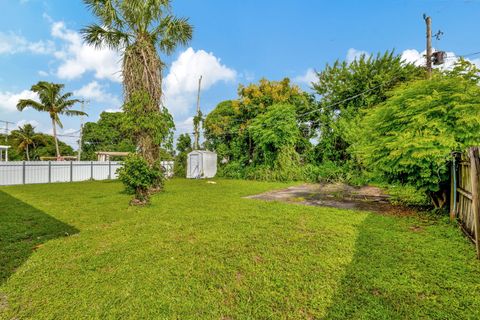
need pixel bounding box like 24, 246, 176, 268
82, 0, 192, 165
17, 82, 86, 159
10, 124, 44, 161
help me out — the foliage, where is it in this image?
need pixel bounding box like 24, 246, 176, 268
82, 0, 192, 167
174, 133, 192, 177
9, 124, 45, 161
2, 127, 74, 161
2, 180, 480, 319
81, 111, 136, 160
16, 81, 85, 159
312, 51, 423, 163
353, 75, 480, 207
121, 91, 175, 161
116, 154, 162, 204
249, 104, 300, 166
204, 78, 316, 177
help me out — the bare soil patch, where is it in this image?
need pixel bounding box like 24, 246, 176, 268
246, 183, 415, 215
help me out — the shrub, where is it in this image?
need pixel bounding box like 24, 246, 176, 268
117, 154, 162, 204
353, 76, 480, 207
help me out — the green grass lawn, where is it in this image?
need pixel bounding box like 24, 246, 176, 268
1, 179, 479, 319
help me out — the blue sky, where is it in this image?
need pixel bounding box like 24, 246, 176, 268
1, 0, 479, 148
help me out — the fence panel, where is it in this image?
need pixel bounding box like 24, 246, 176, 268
452, 147, 480, 258
0, 160, 174, 186
0, 161, 123, 186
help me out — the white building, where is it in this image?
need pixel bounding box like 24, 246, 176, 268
0, 145, 10, 162
187, 150, 217, 179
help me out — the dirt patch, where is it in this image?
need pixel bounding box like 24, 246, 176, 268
246, 183, 415, 216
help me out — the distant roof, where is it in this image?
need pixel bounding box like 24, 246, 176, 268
188, 150, 217, 155
95, 151, 130, 156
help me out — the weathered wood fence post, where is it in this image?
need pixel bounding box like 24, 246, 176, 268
468, 147, 480, 258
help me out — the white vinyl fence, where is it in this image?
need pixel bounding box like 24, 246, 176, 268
0, 161, 174, 186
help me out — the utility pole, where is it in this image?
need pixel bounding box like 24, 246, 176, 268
0, 120, 15, 142
77, 100, 88, 161
424, 14, 432, 79
194, 75, 202, 150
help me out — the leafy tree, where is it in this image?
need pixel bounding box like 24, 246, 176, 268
312, 51, 423, 162
16, 81, 86, 159
33, 135, 74, 159
353, 75, 480, 208
81, 111, 135, 160
174, 133, 192, 177
249, 104, 300, 166
82, 0, 192, 168
204, 78, 315, 167
10, 124, 45, 161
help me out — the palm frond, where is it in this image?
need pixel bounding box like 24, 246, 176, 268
154, 16, 193, 55
16, 99, 47, 112
63, 109, 88, 117
83, 0, 124, 29
81, 24, 129, 49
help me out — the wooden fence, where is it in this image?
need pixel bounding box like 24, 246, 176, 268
451, 147, 480, 258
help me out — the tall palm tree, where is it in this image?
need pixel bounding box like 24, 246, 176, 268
82, 0, 192, 164
17, 82, 86, 159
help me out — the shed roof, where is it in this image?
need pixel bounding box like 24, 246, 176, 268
188, 150, 216, 155
95, 151, 130, 156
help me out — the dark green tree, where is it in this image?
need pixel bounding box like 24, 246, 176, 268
174, 133, 192, 177
81, 111, 136, 160
312, 51, 423, 163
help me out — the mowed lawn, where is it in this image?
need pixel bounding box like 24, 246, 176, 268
1, 179, 480, 319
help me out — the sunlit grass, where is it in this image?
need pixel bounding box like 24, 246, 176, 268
1, 179, 479, 319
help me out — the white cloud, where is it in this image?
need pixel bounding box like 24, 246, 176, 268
175, 116, 193, 134
294, 68, 317, 85
0, 32, 54, 55
346, 48, 369, 63
51, 21, 122, 82
164, 47, 237, 116
400, 48, 480, 70
38, 70, 49, 77
74, 81, 121, 108
0, 90, 38, 112
104, 108, 122, 113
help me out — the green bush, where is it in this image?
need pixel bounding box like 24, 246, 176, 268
117, 155, 162, 204
218, 161, 246, 179
353, 75, 480, 207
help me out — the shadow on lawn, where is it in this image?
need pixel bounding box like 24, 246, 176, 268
322, 213, 469, 319
0, 190, 78, 285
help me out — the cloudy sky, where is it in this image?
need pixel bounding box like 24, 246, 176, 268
1, 0, 479, 148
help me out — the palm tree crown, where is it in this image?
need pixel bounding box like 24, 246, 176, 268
17, 81, 86, 159
10, 124, 44, 161
82, 0, 192, 54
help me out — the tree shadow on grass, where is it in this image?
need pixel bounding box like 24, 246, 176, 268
0, 190, 79, 286
323, 213, 480, 319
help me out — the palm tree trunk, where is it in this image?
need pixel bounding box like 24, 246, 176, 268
51, 117, 61, 159
26, 144, 30, 161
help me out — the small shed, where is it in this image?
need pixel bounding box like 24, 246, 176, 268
187, 150, 217, 179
